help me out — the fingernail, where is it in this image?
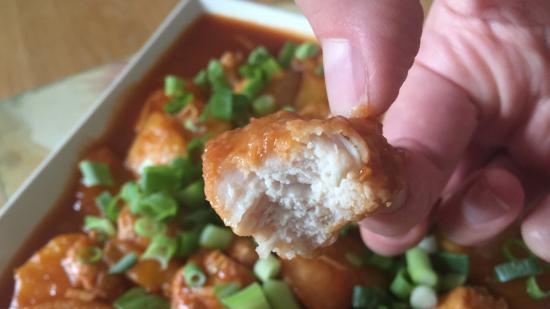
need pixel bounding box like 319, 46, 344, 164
461, 174, 511, 225
322, 38, 367, 116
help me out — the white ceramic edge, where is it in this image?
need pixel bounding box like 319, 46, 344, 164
0, 0, 312, 276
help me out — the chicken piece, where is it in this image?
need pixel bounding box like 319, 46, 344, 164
135, 90, 171, 132
437, 287, 508, 309
102, 239, 180, 296
11, 234, 83, 308
202, 111, 403, 258
61, 236, 127, 301
281, 236, 386, 309
21, 299, 113, 309
227, 237, 258, 267
126, 112, 187, 175
171, 250, 255, 309
116, 206, 149, 249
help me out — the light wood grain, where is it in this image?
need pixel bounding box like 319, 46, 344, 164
0, 0, 178, 99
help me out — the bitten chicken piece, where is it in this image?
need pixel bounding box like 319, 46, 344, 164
126, 112, 187, 175
203, 111, 403, 258
437, 287, 508, 309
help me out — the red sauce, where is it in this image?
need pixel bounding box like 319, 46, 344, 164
0, 14, 307, 308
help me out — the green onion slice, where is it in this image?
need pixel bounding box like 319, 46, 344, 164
494, 257, 543, 283
77, 246, 103, 264
438, 273, 467, 292
95, 191, 120, 222
263, 280, 301, 309
390, 268, 413, 300
134, 216, 166, 238
178, 180, 206, 209
366, 253, 395, 271
84, 215, 116, 237
253, 254, 281, 282
406, 247, 438, 287
109, 252, 138, 274
199, 224, 233, 250
526, 276, 550, 300
239, 75, 265, 100
164, 75, 185, 97
221, 282, 270, 309
114, 287, 169, 309
139, 165, 179, 194
141, 235, 177, 270
138, 192, 179, 221
294, 42, 320, 60
181, 208, 220, 230
252, 95, 277, 116
176, 230, 200, 258
171, 157, 202, 186
120, 182, 143, 214
431, 252, 470, 275
277, 41, 298, 68
193, 69, 208, 88
79, 160, 114, 187
182, 263, 207, 287
248, 46, 271, 66
351, 285, 388, 309
206, 87, 233, 121
207, 59, 229, 91
164, 93, 192, 115
214, 282, 241, 299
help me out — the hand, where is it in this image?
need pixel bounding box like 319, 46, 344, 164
297, 0, 550, 261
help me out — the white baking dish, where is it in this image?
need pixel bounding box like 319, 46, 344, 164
0, 0, 313, 275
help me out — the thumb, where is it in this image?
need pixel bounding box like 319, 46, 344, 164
296, 0, 424, 116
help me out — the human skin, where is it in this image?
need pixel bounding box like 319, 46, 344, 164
296, 0, 550, 261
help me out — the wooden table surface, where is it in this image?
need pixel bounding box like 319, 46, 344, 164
0, 0, 178, 99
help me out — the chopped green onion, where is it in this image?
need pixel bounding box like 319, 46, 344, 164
214, 282, 241, 299
84, 215, 116, 237
314, 63, 324, 76
431, 252, 469, 275
95, 191, 120, 222
183, 119, 202, 133
182, 263, 207, 287
199, 224, 233, 250
502, 239, 532, 261
253, 254, 281, 282
141, 235, 177, 270
193, 69, 208, 88
138, 192, 178, 221
114, 287, 169, 309
366, 253, 395, 271
352, 286, 388, 309
221, 282, 270, 309
176, 230, 200, 258
252, 95, 277, 116
109, 252, 138, 274
282, 105, 296, 112
260, 58, 282, 80
186, 136, 207, 158
77, 246, 103, 264
134, 216, 166, 238
390, 268, 413, 300
494, 257, 543, 283
206, 87, 233, 121
171, 156, 202, 185
263, 280, 301, 309
239, 64, 256, 79
79, 160, 113, 187
231, 94, 251, 127
277, 41, 298, 68
164, 75, 185, 97
248, 46, 271, 66
120, 182, 142, 214
406, 247, 438, 287
294, 42, 320, 60
409, 285, 437, 309
181, 208, 221, 230
139, 165, 179, 193
164, 93, 192, 115
339, 223, 357, 236
240, 75, 265, 100
438, 273, 467, 292
178, 180, 206, 209
526, 276, 550, 300
207, 59, 229, 91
